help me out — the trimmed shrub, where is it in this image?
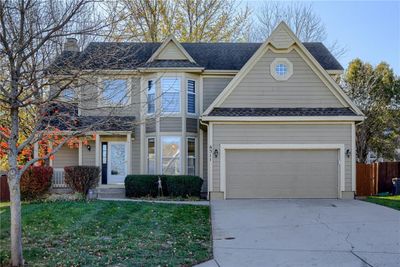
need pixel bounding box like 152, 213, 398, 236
64, 166, 100, 195
125, 175, 203, 198
164, 175, 203, 197
125, 175, 166, 198
20, 166, 53, 200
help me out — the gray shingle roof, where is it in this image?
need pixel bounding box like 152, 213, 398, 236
44, 104, 136, 131
51, 42, 343, 71
208, 107, 356, 117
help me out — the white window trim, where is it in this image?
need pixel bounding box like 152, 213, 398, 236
270, 58, 293, 81
160, 77, 181, 115
98, 78, 131, 107
219, 143, 345, 199
160, 136, 182, 175
187, 79, 197, 116
146, 137, 156, 174
187, 137, 197, 175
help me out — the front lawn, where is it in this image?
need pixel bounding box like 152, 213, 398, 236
364, 195, 400, 211
0, 200, 211, 266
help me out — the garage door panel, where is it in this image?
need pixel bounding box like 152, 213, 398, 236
226, 149, 338, 198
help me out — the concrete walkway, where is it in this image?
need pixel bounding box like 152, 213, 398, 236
98, 197, 209, 206
209, 199, 400, 267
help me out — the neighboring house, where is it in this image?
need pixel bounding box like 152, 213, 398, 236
48, 22, 364, 199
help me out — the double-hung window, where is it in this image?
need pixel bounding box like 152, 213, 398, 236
147, 138, 156, 174
147, 80, 155, 114
161, 136, 181, 175
187, 80, 196, 114
161, 78, 180, 113
187, 138, 196, 175
102, 79, 128, 105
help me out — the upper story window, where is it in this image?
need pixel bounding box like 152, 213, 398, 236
161, 77, 180, 113
61, 87, 76, 101
147, 80, 155, 114
270, 58, 293, 81
187, 80, 196, 114
102, 79, 128, 105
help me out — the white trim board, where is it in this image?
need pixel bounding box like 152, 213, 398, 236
219, 143, 346, 199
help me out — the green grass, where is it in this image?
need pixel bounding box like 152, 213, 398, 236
0, 200, 211, 266
364, 195, 400, 211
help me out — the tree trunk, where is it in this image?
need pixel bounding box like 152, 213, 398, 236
7, 172, 23, 266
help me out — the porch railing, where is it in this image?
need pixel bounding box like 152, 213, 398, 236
52, 168, 68, 188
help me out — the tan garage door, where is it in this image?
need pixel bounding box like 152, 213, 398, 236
225, 149, 338, 198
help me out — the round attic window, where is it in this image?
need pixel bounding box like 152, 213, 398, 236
271, 58, 293, 81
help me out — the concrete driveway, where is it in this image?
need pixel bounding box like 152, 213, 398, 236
209, 199, 400, 267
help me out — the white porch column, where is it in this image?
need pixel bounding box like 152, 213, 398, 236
127, 132, 132, 174
78, 140, 83, 166
95, 134, 100, 167
33, 142, 39, 166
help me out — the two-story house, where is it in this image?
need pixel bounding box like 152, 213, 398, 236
48, 22, 364, 199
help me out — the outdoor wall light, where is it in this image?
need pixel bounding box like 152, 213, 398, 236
346, 149, 351, 158
213, 149, 219, 158
87, 144, 91, 151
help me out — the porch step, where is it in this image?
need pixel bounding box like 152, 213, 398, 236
96, 187, 126, 199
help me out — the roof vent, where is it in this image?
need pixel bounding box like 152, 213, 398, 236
64, 38, 79, 52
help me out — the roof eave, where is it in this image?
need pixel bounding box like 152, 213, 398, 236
137, 67, 204, 72
201, 116, 365, 122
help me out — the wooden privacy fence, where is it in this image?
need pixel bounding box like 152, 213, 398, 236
356, 162, 400, 196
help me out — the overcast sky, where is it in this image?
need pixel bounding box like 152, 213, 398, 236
248, 0, 400, 74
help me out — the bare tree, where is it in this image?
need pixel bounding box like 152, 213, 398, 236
0, 0, 141, 265
107, 0, 251, 42
252, 1, 346, 58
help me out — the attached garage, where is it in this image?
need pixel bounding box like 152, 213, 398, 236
224, 148, 339, 198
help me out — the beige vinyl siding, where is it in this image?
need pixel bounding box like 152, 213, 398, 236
82, 141, 95, 166
100, 136, 126, 142
226, 149, 338, 198
270, 28, 295, 49
80, 77, 141, 116
220, 49, 344, 108
186, 118, 198, 133
52, 145, 78, 168
160, 117, 182, 132
212, 123, 352, 192
131, 124, 141, 174
203, 78, 232, 111
146, 118, 156, 133
157, 42, 187, 60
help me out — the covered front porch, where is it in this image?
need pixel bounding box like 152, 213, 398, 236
46, 131, 134, 190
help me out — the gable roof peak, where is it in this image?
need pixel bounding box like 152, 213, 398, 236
147, 34, 196, 63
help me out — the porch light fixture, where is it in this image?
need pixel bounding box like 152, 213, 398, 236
87, 144, 91, 151
213, 149, 219, 158
346, 149, 351, 158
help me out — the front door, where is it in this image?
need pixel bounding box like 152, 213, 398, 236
107, 142, 127, 184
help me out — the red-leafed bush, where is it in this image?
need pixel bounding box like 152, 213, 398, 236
64, 166, 100, 195
20, 166, 53, 200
